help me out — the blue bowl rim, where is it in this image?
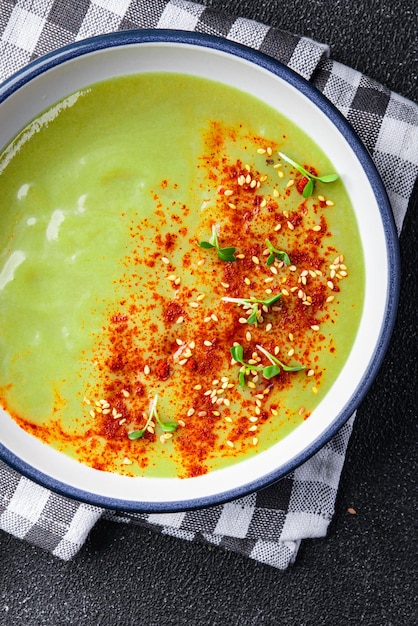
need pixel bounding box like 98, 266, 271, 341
0, 29, 400, 513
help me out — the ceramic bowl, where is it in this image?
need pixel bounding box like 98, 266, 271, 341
0, 30, 399, 511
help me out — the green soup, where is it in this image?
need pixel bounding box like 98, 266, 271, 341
0, 73, 364, 478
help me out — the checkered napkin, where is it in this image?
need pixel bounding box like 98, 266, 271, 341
0, 0, 417, 570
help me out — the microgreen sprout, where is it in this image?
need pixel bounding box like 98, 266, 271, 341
198, 225, 236, 262
265, 239, 290, 267
222, 294, 282, 326
278, 152, 339, 198
128, 394, 177, 440
230, 343, 305, 388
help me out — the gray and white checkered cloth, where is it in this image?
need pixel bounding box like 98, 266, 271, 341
0, 0, 417, 570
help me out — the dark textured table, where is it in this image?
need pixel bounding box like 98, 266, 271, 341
1, 1, 417, 625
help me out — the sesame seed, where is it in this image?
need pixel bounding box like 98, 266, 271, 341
249, 416, 258, 423
270, 266, 278, 275
225, 416, 233, 423
83, 397, 91, 405
266, 146, 273, 156
203, 340, 212, 347
326, 200, 334, 206
228, 203, 236, 209
159, 435, 166, 444
318, 195, 325, 202
274, 346, 280, 355
244, 277, 251, 285
189, 341, 196, 349
179, 358, 188, 365
187, 408, 195, 417
245, 174, 251, 184
252, 256, 260, 265
221, 282, 230, 288
223, 398, 231, 407
238, 175, 245, 185
144, 365, 150, 375
119, 418, 126, 425
226, 440, 234, 448
212, 411, 220, 416
311, 325, 320, 331
178, 419, 186, 427
245, 164, 251, 172
281, 288, 289, 296
250, 180, 257, 188
271, 408, 278, 416
252, 437, 258, 446
266, 323, 273, 332
278, 170, 284, 178
239, 317, 248, 324
286, 179, 294, 188
198, 411, 207, 417
176, 338, 183, 346
123, 457, 132, 465
265, 276, 274, 283
307, 369, 315, 377
204, 316, 211, 323
211, 313, 219, 322
196, 293, 206, 301
312, 225, 321, 232
248, 381, 256, 389
224, 189, 233, 196
287, 221, 294, 230
312, 386, 318, 394
197, 259, 205, 266
89, 409, 95, 418
257, 148, 266, 154
327, 280, 334, 289
288, 348, 294, 357
326, 295, 335, 303
274, 223, 281, 231
288, 332, 294, 341
236, 253, 245, 259
298, 407, 305, 415
289, 265, 297, 272
175, 316, 184, 324
189, 301, 199, 308
161, 256, 170, 264
194, 384, 202, 390
121, 389, 130, 398
174, 277, 181, 285
249, 425, 258, 432
246, 331, 252, 342
260, 199, 267, 208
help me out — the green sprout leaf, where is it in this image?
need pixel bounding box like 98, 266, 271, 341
128, 394, 178, 441
230, 343, 304, 388
222, 293, 282, 327
265, 239, 291, 267
128, 428, 146, 440
198, 241, 215, 249
262, 365, 281, 379
278, 152, 339, 198
198, 226, 236, 262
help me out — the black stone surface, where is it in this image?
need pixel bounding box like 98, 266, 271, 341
0, 2, 417, 625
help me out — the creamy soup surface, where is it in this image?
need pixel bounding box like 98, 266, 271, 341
0, 73, 364, 478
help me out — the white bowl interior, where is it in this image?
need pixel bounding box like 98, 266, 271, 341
0, 41, 390, 508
